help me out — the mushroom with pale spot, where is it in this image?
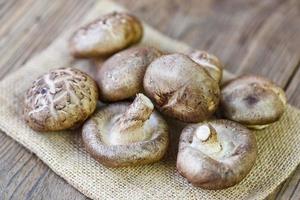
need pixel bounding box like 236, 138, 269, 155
82, 94, 169, 167
176, 120, 257, 189
221, 75, 287, 129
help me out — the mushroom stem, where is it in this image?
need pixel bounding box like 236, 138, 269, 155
112, 94, 154, 134
192, 124, 222, 154
123, 93, 154, 124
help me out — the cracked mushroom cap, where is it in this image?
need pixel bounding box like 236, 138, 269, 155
96, 46, 162, 102
221, 75, 287, 129
143, 53, 220, 123
82, 94, 169, 167
69, 12, 143, 58
176, 120, 257, 190
189, 50, 223, 84
24, 68, 98, 132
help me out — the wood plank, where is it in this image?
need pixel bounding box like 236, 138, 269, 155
0, 0, 94, 79
0, 0, 299, 199
286, 66, 300, 108
274, 167, 300, 200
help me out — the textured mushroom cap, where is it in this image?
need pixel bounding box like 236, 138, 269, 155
24, 68, 98, 132
143, 53, 220, 123
176, 120, 257, 189
221, 75, 287, 128
82, 102, 169, 167
189, 50, 223, 84
69, 12, 143, 58
96, 46, 162, 102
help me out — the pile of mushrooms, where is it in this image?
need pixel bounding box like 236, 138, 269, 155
23, 11, 287, 189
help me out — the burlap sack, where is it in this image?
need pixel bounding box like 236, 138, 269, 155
0, 1, 299, 199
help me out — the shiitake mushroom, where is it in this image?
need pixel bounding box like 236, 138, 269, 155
82, 94, 169, 167
24, 68, 98, 131
221, 75, 287, 129
143, 53, 220, 123
96, 46, 162, 102
69, 12, 143, 58
177, 120, 257, 189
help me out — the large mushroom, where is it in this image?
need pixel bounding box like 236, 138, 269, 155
69, 12, 143, 58
143, 53, 220, 123
176, 120, 257, 189
221, 75, 287, 129
24, 68, 98, 131
189, 50, 223, 84
82, 94, 169, 167
96, 46, 162, 102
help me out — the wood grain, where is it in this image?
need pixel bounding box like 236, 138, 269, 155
0, 0, 299, 199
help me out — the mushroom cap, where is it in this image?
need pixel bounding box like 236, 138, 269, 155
96, 46, 162, 102
189, 50, 223, 84
82, 102, 169, 167
24, 68, 98, 131
143, 53, 220, 123
221, 75, 287, 128
69, 12, 143, 58
176, 120, 257, 189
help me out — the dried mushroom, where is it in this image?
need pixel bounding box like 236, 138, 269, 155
96, 46, 162, 102
143, 53, 220, 123
221, 75, 287, 129
177, 120, 257, 189
24, 68, 98, 131
82, 94, 169, 167
69, 12, 143, 58
189, 50, 223, 84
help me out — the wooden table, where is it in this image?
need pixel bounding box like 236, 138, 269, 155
0, 0, 299, 199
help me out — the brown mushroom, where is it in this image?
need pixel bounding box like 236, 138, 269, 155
82, 94, 169, 167
24, 68, 98, 131
69, 12, 143, 58
96, 46, 162, 102
143, 53, 220, 123
189, 50, 223, 84
221, 75, 287, 129
176, 119, 257, 189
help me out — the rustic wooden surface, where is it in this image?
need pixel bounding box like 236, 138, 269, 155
0, 0, 299, 199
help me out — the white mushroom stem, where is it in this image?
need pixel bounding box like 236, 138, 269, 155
110, 94, 154, 145
191, 124, 222, 154
116, 93, 154, 132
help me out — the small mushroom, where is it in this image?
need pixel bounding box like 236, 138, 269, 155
82, 94, 169, 167
24, 68, 98, 131
176, 120, 257, 189
96, 46, 162, 102
221, 75, 287, 129
69, 12, 143, 58
189, 50, 223, 84
143, 53, 220, 123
